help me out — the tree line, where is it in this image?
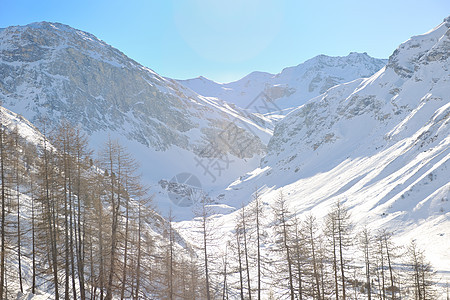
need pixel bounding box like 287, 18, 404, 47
0, 116, 208, 299
197, 190, 442, 300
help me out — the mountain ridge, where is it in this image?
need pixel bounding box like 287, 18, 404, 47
0, 20, 269, 152
178, 52, 388, 115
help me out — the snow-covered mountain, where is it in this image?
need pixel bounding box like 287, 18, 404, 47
178, 52, 387, 116
197, 16, 450, 276
0, 22, 271, 151
1, 14, 449, 299
0, 22, 272, 217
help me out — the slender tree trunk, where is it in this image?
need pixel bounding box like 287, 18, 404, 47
0, 127, 6, 299
190, 253, 197, 300
362, 230, 372, 300
254, 190, 262, 300
222, 244, 228, 300
76, 131, 87, 300
105, 142, 120, 300
50, 159, 60, 300
338, 215, 346, 300
319, 251, 326, 300
296, 246, 303, 300
378, 238, 386, 300
31, 178, 36, 294
63, 139, 70, 300
294, 220, 303, 300
44, 141, 60, 299
241, 207, 252, 300
68, 157, 77, 300
97, 192, 104, 300
375, 264, 382, 300
14, 135, 23, 293
384, 234, 395, 300
134, 202, 142, 300
120, 195, 130, 300
89, 228, 95, 300
237, 229, 245, 300
332, 219, 339, 300
282, 217, 294, 300
168, 210, 174, 300
256, 219, 261, 300
203, 214, 211, 300
308, 216, 322, 300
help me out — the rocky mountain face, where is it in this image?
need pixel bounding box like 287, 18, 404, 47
178, 52, 387, 115
0, 22, 275, 219
213, 17, 450, 270
0, 21, 268, 157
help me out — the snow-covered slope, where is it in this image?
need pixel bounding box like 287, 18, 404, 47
0, 22, 272, 218
204, 16, 450, 275
0, 103, 46, 146
0, 104, 194, 299
178, 53, 387, 116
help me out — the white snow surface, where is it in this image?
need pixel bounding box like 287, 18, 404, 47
177, 16, 450, 284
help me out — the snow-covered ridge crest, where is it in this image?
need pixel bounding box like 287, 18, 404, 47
178, 52, 388, 115
387, 16, 450, 78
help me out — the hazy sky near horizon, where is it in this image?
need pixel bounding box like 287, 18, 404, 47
1, 0, 449, 83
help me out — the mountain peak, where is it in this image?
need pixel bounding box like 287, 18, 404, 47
27, 21, 75, 31
5, 21, 83, 36
299, 52, 385, 69
444, 15, 450, 26
348, 51, 368, 57
1, 21, 108, 50
387, 15, 450, 78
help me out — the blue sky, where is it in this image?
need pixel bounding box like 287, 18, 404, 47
1, 0, 449, 83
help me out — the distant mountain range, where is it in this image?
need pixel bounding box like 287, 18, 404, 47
178, 52, 387, 116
